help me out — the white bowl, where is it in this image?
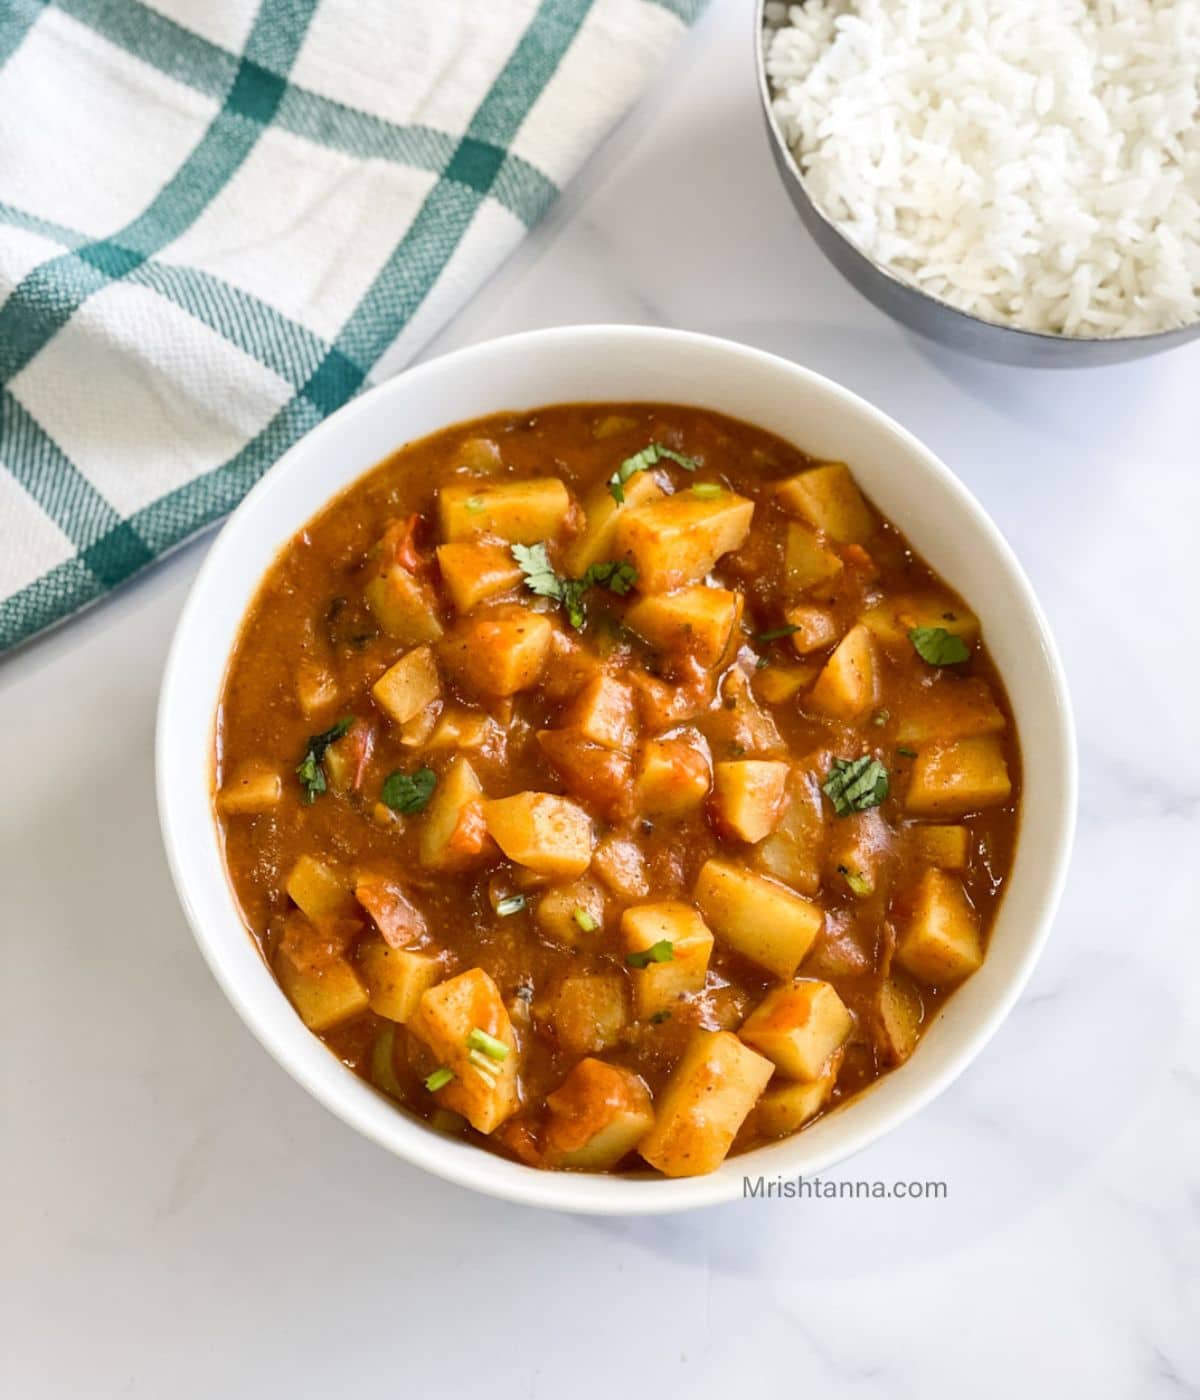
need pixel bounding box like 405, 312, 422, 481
157, 325, 1076, 1215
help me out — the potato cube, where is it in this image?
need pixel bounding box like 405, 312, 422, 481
419, 757, 494, 872
635, 735, 711, 816
410, 968, 519, 1133
540, 975, 628, 1056
710, 759, 791, 843
755, 1059, 840, 1139
364, 564, 443, 644
558, 675, 637, 752
615, 492, 754, 593
895, 678, 1006, 746
371, 645, 440, 726
357, 939, 441, 1022
592, 833, 650, 901
482, 792, 594, 878
807, 623, 878, 720
296, 660, 337, 717
564, 470, 665, 577
621, 902, 714, 1019
739, 979, 852, 1080
435, 541, 523, 612
905, 736, 1012, 816
625, 586, 742, 667
218, 759, 282, 815
911, 824, 970, 871
825, 807, 894, 899
535, 878, 607, 946
693, 859, 823, 979
776, 462, 873, 544
543, 1059, 654, 1170
860, 593, 980, 650
784, 522, 844, 592
438, 610, 553, 697
537, 729, 633, 817
285, 855, 355, 922
873, 977, 923, 1065
754, 765, 826, 895
274, 939, 369, 1033
427, 708, 502, 755
753, 664, 817, 706
638, 1030, 774, 1177
785, 605, 840, 656
438, 478, 572, 544
896, 869, 983, 985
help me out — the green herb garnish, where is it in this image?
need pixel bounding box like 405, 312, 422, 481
380, 766, 437, 814
511, 543, 638, 631
692, 482, 723, 499
650, 1009, 672, 1025
754, 624, 800, 643
609, 442, 699, 503
909, 626, 970, 666
424, 1066, 454, 1092
838, 864, 874, 897
466, 1027, 510, 1061
871, 708, 890, 727
295, 716, 353, 803
896, 746, 918, 759
823, 756, 889, 816
573, 907, 599, 933
626, 940, 675, 969
496, 894, 526, 917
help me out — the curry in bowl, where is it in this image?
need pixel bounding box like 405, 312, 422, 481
215, 403, 1019, 1179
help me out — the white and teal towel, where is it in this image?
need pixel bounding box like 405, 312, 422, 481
0, 0, 704, 652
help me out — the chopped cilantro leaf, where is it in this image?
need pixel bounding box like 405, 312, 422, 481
626, 940, 675, 969
823, 756, 889, 816
909, 626, 971, 666
381, 766, 437, 814
609, 442, 699, 503
295, 717, 353, 803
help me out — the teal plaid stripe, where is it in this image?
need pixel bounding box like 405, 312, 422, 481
0, 0, 703, 651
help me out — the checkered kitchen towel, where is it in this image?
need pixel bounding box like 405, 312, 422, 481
0, 0, 705, 652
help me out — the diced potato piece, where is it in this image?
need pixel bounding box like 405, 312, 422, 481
438, 479, 572, 544
615, 492, 755, 593
592, 832, 649, 900
905, 736, 1012, 816
895, 868, 983, 985
621, 902, 714, 1019
371, 645, 440, 726
286, 855, 355, 922
625, 586, 742, 667
217, 759, 282, 815
535, 878, 606, 946
784, 605, 840, 656
541, 976, 628, 1056
358, 939, 441, 1023
455, 436, 503, 473
435, 541, 523, 613
296, 659, 337, 717
537, 729, 633, 817
482, 792, 594, 877
438, 610, 553, 698
776, 462, 873, 544
639, 1030, 774, 1177
538, 630, 605, 704
754, 765, 826, 895
630, 668, 715, 731
636, 736, 711, 817
354, 875, 427, 947
274, 932, 369, 1033
364, 564, 444, 644
784, 521, 844, 592
694, 859, 823, 979
911, 824, 970, 871
710, 759, 791, 843
739, 979, 852, 1080
544, 1059, 654, 1170
874, 977, 923, 1064
559, 675, 637, 752
410, 968, 519, 1133
427, 708, 502, 754
709, 668, 783, 755
860, 594, 980, 650
895, 678, 1006, 746
826, 807, 894, 898
756, 1059, 840, 1139
753, 664, 817, 706
564, 470, 665, 577
807, 623, 878, 720
419, 757, 494, 872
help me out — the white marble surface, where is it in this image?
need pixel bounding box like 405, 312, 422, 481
5, 2, 1200, 1395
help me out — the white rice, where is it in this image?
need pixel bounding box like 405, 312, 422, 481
764, 0, 1200, 337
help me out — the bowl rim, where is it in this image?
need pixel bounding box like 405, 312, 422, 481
157, 323, 1077, 1215
753, 0, 1200, 349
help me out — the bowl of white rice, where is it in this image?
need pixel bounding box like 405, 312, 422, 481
758, 0, 1200, 364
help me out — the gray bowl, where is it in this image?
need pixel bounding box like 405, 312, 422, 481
754, 0, 1200, 366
